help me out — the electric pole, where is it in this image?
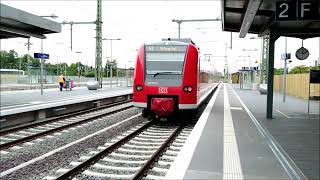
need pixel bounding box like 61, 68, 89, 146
95, 0, 103, 88
25, 38, 33, 84
60, 0, 103, 88
172, 18, 221, 39
61, 21, 96, 51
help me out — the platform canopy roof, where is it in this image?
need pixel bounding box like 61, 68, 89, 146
0, 3, 61, 39
221, 0, 320, 39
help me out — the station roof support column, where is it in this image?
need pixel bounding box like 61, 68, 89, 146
266, 27, 280, 119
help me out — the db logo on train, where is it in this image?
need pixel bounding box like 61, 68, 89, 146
159, 87, 168, 94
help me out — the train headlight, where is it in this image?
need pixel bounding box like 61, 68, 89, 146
183, 86, 193, 92
136, 85, 143, 91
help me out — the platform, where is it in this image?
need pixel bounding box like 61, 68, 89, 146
1, 86, 132, 116
0, 86, 133, 128
166, 83, 319, 180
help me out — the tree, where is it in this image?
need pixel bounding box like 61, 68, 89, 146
274, 68, 284, 75
0, 50, 19, 69
67, 63, 78, 76
0, 50, 41, 71
289, 65, 310, 74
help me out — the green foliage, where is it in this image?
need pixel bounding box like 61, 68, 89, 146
274, 68, 284, 75
1, 50, 19, 69
0, 50, 118, 78
84, 71, 95, 77
1, 50, 42, 71
289, 65, 311, 74
310, 65, 320, 71
67, 63, 78, 76
274, 65, 320, 75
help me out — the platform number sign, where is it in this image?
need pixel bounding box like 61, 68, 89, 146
276, 0, 320, 21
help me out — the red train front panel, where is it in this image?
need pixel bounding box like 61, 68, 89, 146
133, 41, 199, 117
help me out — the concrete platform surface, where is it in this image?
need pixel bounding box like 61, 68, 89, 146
166, 83, 319, 180
1, 86, 133, 116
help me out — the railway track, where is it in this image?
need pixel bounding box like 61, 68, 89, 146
43, 121, 195, 180
0, 101, 133, 151
0, 100, 132, 135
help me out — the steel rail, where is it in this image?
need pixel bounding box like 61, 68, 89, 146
133, 124, 184, 180
55, 121, 153, 180
0, 99, 132, 136
0, 105, 134, 151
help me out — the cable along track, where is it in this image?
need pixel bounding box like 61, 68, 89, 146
0, 102, 133, 151
45, 121, 193, 180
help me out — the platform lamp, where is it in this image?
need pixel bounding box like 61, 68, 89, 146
242, 48, 258, 68
105, 57, 111, 78
76, 51, 82, 81
102, 38, 121, 88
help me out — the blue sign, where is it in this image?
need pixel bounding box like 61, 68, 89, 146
34, 53, 49, 59
281, 53, 291, 60
241, 66, 259, 71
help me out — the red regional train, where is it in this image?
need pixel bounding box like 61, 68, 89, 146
133, 38, 219, 119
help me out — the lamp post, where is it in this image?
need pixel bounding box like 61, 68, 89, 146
55, 42, 64, 75
24, 38, 33, 84
102, 38, 121, 88
127, 60, 133, 86
105, 57, 110, 78
76, 51, 82, 81
203, 54, 216, 82
202, 41, 229, 82
283, 37, 288, 103
40, 39, 44, 95
242, 49, 258, 89
250, 36, 266, 84
242, 49, 258, 67
238, 55, 250, 89
237, 56, 250, 69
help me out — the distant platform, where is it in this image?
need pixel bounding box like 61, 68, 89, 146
1, 86, 132, 116
0, 86, 133, 128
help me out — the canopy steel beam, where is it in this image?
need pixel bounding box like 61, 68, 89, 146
224, 7, 273, 16
0, 26, 46, 39
60, 21, 96, 51
239, 0, 263, 38
172, 18, 221, 23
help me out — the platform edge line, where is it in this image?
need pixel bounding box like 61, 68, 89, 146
164, 84, 221, 179
223, 84, 243, 180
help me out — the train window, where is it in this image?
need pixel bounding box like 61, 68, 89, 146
145, 51, 186, 75
144, 45, 187, 86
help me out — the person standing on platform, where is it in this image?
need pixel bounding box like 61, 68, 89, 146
58, 73, 65, 91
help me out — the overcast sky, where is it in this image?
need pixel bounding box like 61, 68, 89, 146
1, 1, 319, 73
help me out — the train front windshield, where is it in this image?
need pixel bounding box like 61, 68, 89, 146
145, 45, 187, 86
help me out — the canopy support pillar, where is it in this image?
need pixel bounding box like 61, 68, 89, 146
266, 27, 279, 119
